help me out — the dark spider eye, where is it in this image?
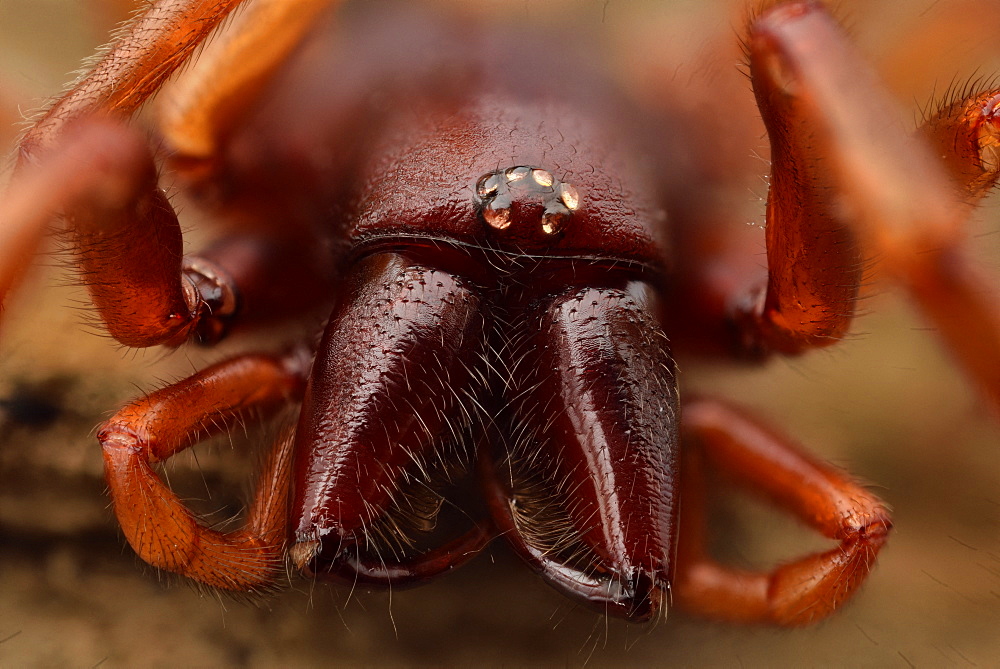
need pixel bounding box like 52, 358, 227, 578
541, 208, 568, 235
483, 195, 513, 230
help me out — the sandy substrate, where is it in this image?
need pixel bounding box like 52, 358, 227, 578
2, 1, 1000, 666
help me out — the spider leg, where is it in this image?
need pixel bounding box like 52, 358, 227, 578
482, 282, 679, 622
16, 0, 248, 164
99, 349, 309, 591
3, 120, 226, 346
673, 397, 892, 626
906, 82, 1000, 411
289, 252, 492, 585
923, 90, 1000, 205
660, 4, 869, 360
0, 123, 123, 307
748, 3, 1000, 412
722, 3, 876, 358
156, 0, 341, 169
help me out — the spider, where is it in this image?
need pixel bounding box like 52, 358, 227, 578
1, 0, 998, 629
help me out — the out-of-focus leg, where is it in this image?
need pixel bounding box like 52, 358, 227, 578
5, 0, 340, 343
17, 0, 248, 163
40, 120, 324, 348
0, 123, 126, 307
157, 0, 341, 171
667, 2, 1000, 414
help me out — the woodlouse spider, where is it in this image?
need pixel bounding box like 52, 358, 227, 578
1, 0, 998, 628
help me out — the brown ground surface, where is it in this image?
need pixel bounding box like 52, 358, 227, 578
2, 1, 1000, 666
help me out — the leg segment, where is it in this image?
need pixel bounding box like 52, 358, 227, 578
669, 2, 1000, 414
922, 89, 1000, 205
66, 120, 211, 347
732, 5, 868, 356
483, 281, 680, 622
749, 3, 1000, 412
290, 252, 491, 584
1, 122, 133, 307
158, 0, 341, 168
663, 4, 866, 359
99, 349, 309, 591
912, 90, 1000, 409
17, 0, 248, 164
2, 120, 266, 347
10, 1, 338, 345
674, 398, 892, 626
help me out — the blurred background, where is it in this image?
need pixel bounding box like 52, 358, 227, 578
1, 0, 999, 665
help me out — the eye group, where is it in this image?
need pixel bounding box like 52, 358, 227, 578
475, 165, 581, 236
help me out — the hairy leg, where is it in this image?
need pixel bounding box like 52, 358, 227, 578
100, 349, 308, 590
674, 397, 891, 626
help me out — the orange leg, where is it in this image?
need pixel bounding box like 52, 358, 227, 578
671, 3, 1000, 416
718, 4, 872, 357
748, 2, 1000, 412
0, 122, 132, 308
99, 350, 308, 590
665, 4, 870, 359
45, 120, 245, 346
674, 398, 891, 626
913, 90, 1000, 410
16, 0, 247, 164
2, 118, 205, 345
923, 89, 1000, 205
157, 0, 341, 168
64, 120, 209, 347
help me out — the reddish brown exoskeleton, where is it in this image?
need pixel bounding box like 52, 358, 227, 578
2, 0, 998, 627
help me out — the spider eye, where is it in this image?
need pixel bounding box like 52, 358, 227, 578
477, 173, 502, 198
532, 169, 554, 188
559, 183, 580, 211
483, 200, 513, 230
505, 166, 531, 182
540, 210, 567, 235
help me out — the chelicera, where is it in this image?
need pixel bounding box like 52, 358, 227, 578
3, 0, 999, 626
